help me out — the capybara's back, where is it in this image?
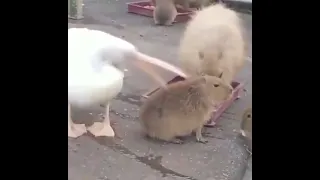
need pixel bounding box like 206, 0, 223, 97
179, 4, 246, 84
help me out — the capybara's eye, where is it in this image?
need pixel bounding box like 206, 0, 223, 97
213, 84, 219, 87
247, 114, 251, 118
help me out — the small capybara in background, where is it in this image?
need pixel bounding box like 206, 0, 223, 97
153, 0, 177, 26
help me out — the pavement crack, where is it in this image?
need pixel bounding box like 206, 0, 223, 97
110, 143, 199, 180
87, 134, 198, 180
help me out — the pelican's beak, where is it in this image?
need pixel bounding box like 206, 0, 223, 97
132, 52, 187, 87
132, 52, 188, 86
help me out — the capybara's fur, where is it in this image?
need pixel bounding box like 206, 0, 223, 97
153, 0, 177, 26
179, 4, 247, 84
140, 75, 233, 144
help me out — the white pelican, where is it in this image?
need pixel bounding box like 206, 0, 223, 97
68, 28, 187, 138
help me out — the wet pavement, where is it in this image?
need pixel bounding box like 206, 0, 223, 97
68, 0, 252, 180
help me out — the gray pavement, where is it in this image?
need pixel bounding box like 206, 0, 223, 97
242, 157, 252, 180
68, 0, 252, 180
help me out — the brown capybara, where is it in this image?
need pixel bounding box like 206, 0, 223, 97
140, 74, 233, 144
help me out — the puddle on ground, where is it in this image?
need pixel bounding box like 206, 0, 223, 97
86, 134, 198, 180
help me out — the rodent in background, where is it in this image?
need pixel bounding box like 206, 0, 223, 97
240, 107, 252, 139
240, 107, 252, 153
139, 74, 233, 144
153, 0, 177, 26
179, 4, 247, 84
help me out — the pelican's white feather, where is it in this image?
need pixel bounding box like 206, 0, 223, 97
68, 28, 135, 108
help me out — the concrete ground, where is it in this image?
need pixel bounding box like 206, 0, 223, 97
68, 0, 252, 180
242, 156, 252, 180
